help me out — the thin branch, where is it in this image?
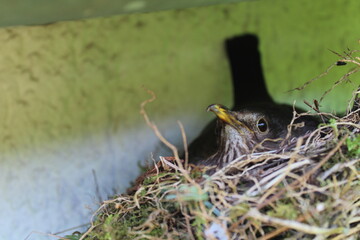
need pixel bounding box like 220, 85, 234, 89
139, 88, 196, 185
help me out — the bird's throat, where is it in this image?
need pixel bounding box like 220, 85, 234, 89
212, 126, 252, 167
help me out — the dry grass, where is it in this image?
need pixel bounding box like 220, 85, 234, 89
72, 47, 360, 240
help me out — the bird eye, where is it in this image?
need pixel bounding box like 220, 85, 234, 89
257, 118, 268, 133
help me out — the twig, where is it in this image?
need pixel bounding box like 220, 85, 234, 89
139, 88, 194, 184
259, 215, 307, 240
24, 231, 72, 240
289, 63, 336, 92
178, 120, 189, 168
247, 208, 343, 236
332, 225, 360, 240
257, 135, 347, 210
291, 47, 360, 104
92, 169, 102, 204
54, 223, 90, 235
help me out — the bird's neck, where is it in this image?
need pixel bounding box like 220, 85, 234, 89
209, 127, 254, 167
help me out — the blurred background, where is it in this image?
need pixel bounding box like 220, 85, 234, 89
0, 0, 359, 239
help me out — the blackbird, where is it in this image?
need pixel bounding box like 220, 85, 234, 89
187, 34, 270, 163
186, 34, 319, 168
196, 103, 318, 168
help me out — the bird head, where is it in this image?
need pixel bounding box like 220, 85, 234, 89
207, 104, 271, 140
205, 103, 317, 167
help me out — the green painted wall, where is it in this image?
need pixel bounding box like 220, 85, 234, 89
0, 0, 247, 27
0, 0, 359, 238
0, 0, 358, 153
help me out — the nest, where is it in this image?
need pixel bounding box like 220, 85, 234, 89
73, 49, 360, 240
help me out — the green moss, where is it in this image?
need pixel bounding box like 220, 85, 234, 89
85, 206, 157, 239
83, 200, 183, 240
229, 203, 250, 219
346, 134, 360, 157
190, 168, 204, 179
319, 119, 339, 137
143, 172, 170, 185
192, 215, 206, 240
322, 127, 360, 170
267, 203, 299, 220
64, 233, 82, 240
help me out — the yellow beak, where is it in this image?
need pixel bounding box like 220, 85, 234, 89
207, 104, 236, 125
207, 104, 253, 134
